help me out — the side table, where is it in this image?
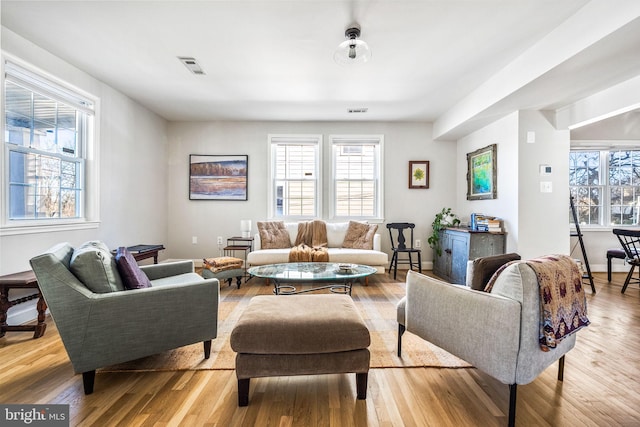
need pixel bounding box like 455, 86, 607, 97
224, 237, 254, 281
0, 270, 47, 339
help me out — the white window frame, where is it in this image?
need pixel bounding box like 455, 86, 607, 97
1, 56, 100, 236
570, 144, 640, 228
329, 135, 384, 222
267, 134, 322, 220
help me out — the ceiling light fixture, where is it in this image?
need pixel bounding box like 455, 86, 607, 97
334, 24, 371, 65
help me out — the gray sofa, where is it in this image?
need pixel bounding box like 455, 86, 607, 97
30, 242, 219, 394
397, 260, 586, 426
247, 221, 388, 273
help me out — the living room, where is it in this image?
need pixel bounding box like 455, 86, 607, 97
1, 1, 640, 425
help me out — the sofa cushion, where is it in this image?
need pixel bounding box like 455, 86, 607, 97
326, 222, 349, 247
70, 241, 124, 293
487, 262, 524, 302
115, 247, 152, 290
257, 221, 292, 249
470, 253, 521, 291
150, 272, 204, 287
342, 221, 378, 250
247, 248, 388, 267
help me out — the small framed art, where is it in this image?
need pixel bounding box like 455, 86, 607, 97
409, 161, 429, 189
466, 144, 497, 200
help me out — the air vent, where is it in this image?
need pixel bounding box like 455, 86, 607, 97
178, 56, 206, 75
348, 108, 368, 113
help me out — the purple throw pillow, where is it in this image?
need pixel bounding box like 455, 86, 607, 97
115, 247, 152, 290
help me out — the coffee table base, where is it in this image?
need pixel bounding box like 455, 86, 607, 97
273, 281, 353, 296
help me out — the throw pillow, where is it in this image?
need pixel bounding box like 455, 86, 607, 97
342, 221, 378, 250
470, 253, 521, 291
70, 241, 125, 293
115, 247, 153, 290
257, 221, 292, 249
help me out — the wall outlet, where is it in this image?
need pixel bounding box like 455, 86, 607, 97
192, 236, 198, 245
415, 239, 421, 248
217, 236, 223, 245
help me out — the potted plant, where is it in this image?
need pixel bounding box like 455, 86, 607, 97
428, 207, 461, 256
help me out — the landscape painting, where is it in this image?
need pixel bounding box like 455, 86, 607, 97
189, 155, 248, 200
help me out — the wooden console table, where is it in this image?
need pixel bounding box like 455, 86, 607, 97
0, 270, 47, 339
113, 244, 165, 264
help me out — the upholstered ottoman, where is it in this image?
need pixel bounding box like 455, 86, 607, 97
202, 256, 244, 289
230, 294, 371, 406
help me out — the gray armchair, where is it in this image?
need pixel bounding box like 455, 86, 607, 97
397, 261, 586, 427
30, 242, 219, 394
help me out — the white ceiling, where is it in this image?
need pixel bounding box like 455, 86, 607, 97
2, 0, 640, 137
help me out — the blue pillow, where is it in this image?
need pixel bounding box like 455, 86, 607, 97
115, 247, 152, 290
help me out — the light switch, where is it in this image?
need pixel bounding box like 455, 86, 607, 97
540, 181, 553, 193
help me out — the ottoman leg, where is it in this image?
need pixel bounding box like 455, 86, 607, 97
238, 378, 250, 406
356, 372, 368, 400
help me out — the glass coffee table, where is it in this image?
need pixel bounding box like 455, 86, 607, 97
247, 262, 376, 295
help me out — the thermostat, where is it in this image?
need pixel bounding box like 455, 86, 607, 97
540, 165, 552, 176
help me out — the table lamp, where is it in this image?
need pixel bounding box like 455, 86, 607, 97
241, 220, 252, 238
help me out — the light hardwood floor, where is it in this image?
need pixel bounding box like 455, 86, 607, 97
1, 272, 639, 426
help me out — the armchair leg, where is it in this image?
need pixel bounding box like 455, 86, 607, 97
397, 323, 405, 357
508, 384, 517, 427
204, 340, 212, 359
558, 355, 565, 381
82, 370, 96, 395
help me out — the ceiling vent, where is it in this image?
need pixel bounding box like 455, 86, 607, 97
178, 57, 206, 75
348, 108, 368, 114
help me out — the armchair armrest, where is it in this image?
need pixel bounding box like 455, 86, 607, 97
405, 271, 521, 384
140, 260, 194, 280
71, 278, 219, 373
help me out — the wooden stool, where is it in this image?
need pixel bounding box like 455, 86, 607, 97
0, 270, 47, 338
607, 248, 626, 282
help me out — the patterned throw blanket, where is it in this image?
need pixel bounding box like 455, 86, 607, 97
526, 255, 590, 351
289, 220, 329, 262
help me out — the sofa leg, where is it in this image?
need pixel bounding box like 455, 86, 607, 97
558, 355, 565, 381
82, 370, 95, 395
397, 323, 405, 357
508, 384, 517, 427
203, 340, 212, 359
238, 378, 250, 406
356, 372, 368, 399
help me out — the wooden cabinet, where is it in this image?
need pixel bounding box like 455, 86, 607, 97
432, 228, 506, 284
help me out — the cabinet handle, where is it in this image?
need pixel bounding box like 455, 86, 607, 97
445, 249, 452, 254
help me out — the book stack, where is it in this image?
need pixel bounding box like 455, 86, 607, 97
474, 215, 504, 232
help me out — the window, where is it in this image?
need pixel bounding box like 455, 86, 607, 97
331, 135, 383, 220
268, 135, 321, 218
3, 60, 96, 231
570, 149, 640, 226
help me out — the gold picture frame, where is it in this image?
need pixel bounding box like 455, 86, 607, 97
466, 144, 497, 200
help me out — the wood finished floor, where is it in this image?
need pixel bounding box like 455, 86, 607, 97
1, 272, 639, 426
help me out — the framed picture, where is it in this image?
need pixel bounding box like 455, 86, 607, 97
189, 154, 248, 200
467, 144, 497, 200
409, 161, 429, 189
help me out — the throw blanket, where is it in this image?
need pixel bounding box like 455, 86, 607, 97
526, 255, 590, 351
288, 244, 329, 262
289, 220, 329, 262
203, 256, 243, 273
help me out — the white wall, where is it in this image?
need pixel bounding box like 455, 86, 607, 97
456, 111, 570, 259
457, 112, 520, 253
0, 28, 169, 324
166, 121, 457, 265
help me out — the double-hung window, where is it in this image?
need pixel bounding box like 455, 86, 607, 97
330, 135, 383, 220
570, 149, 640, 226
3, 61, 95, 229
268, 134, 321, 219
